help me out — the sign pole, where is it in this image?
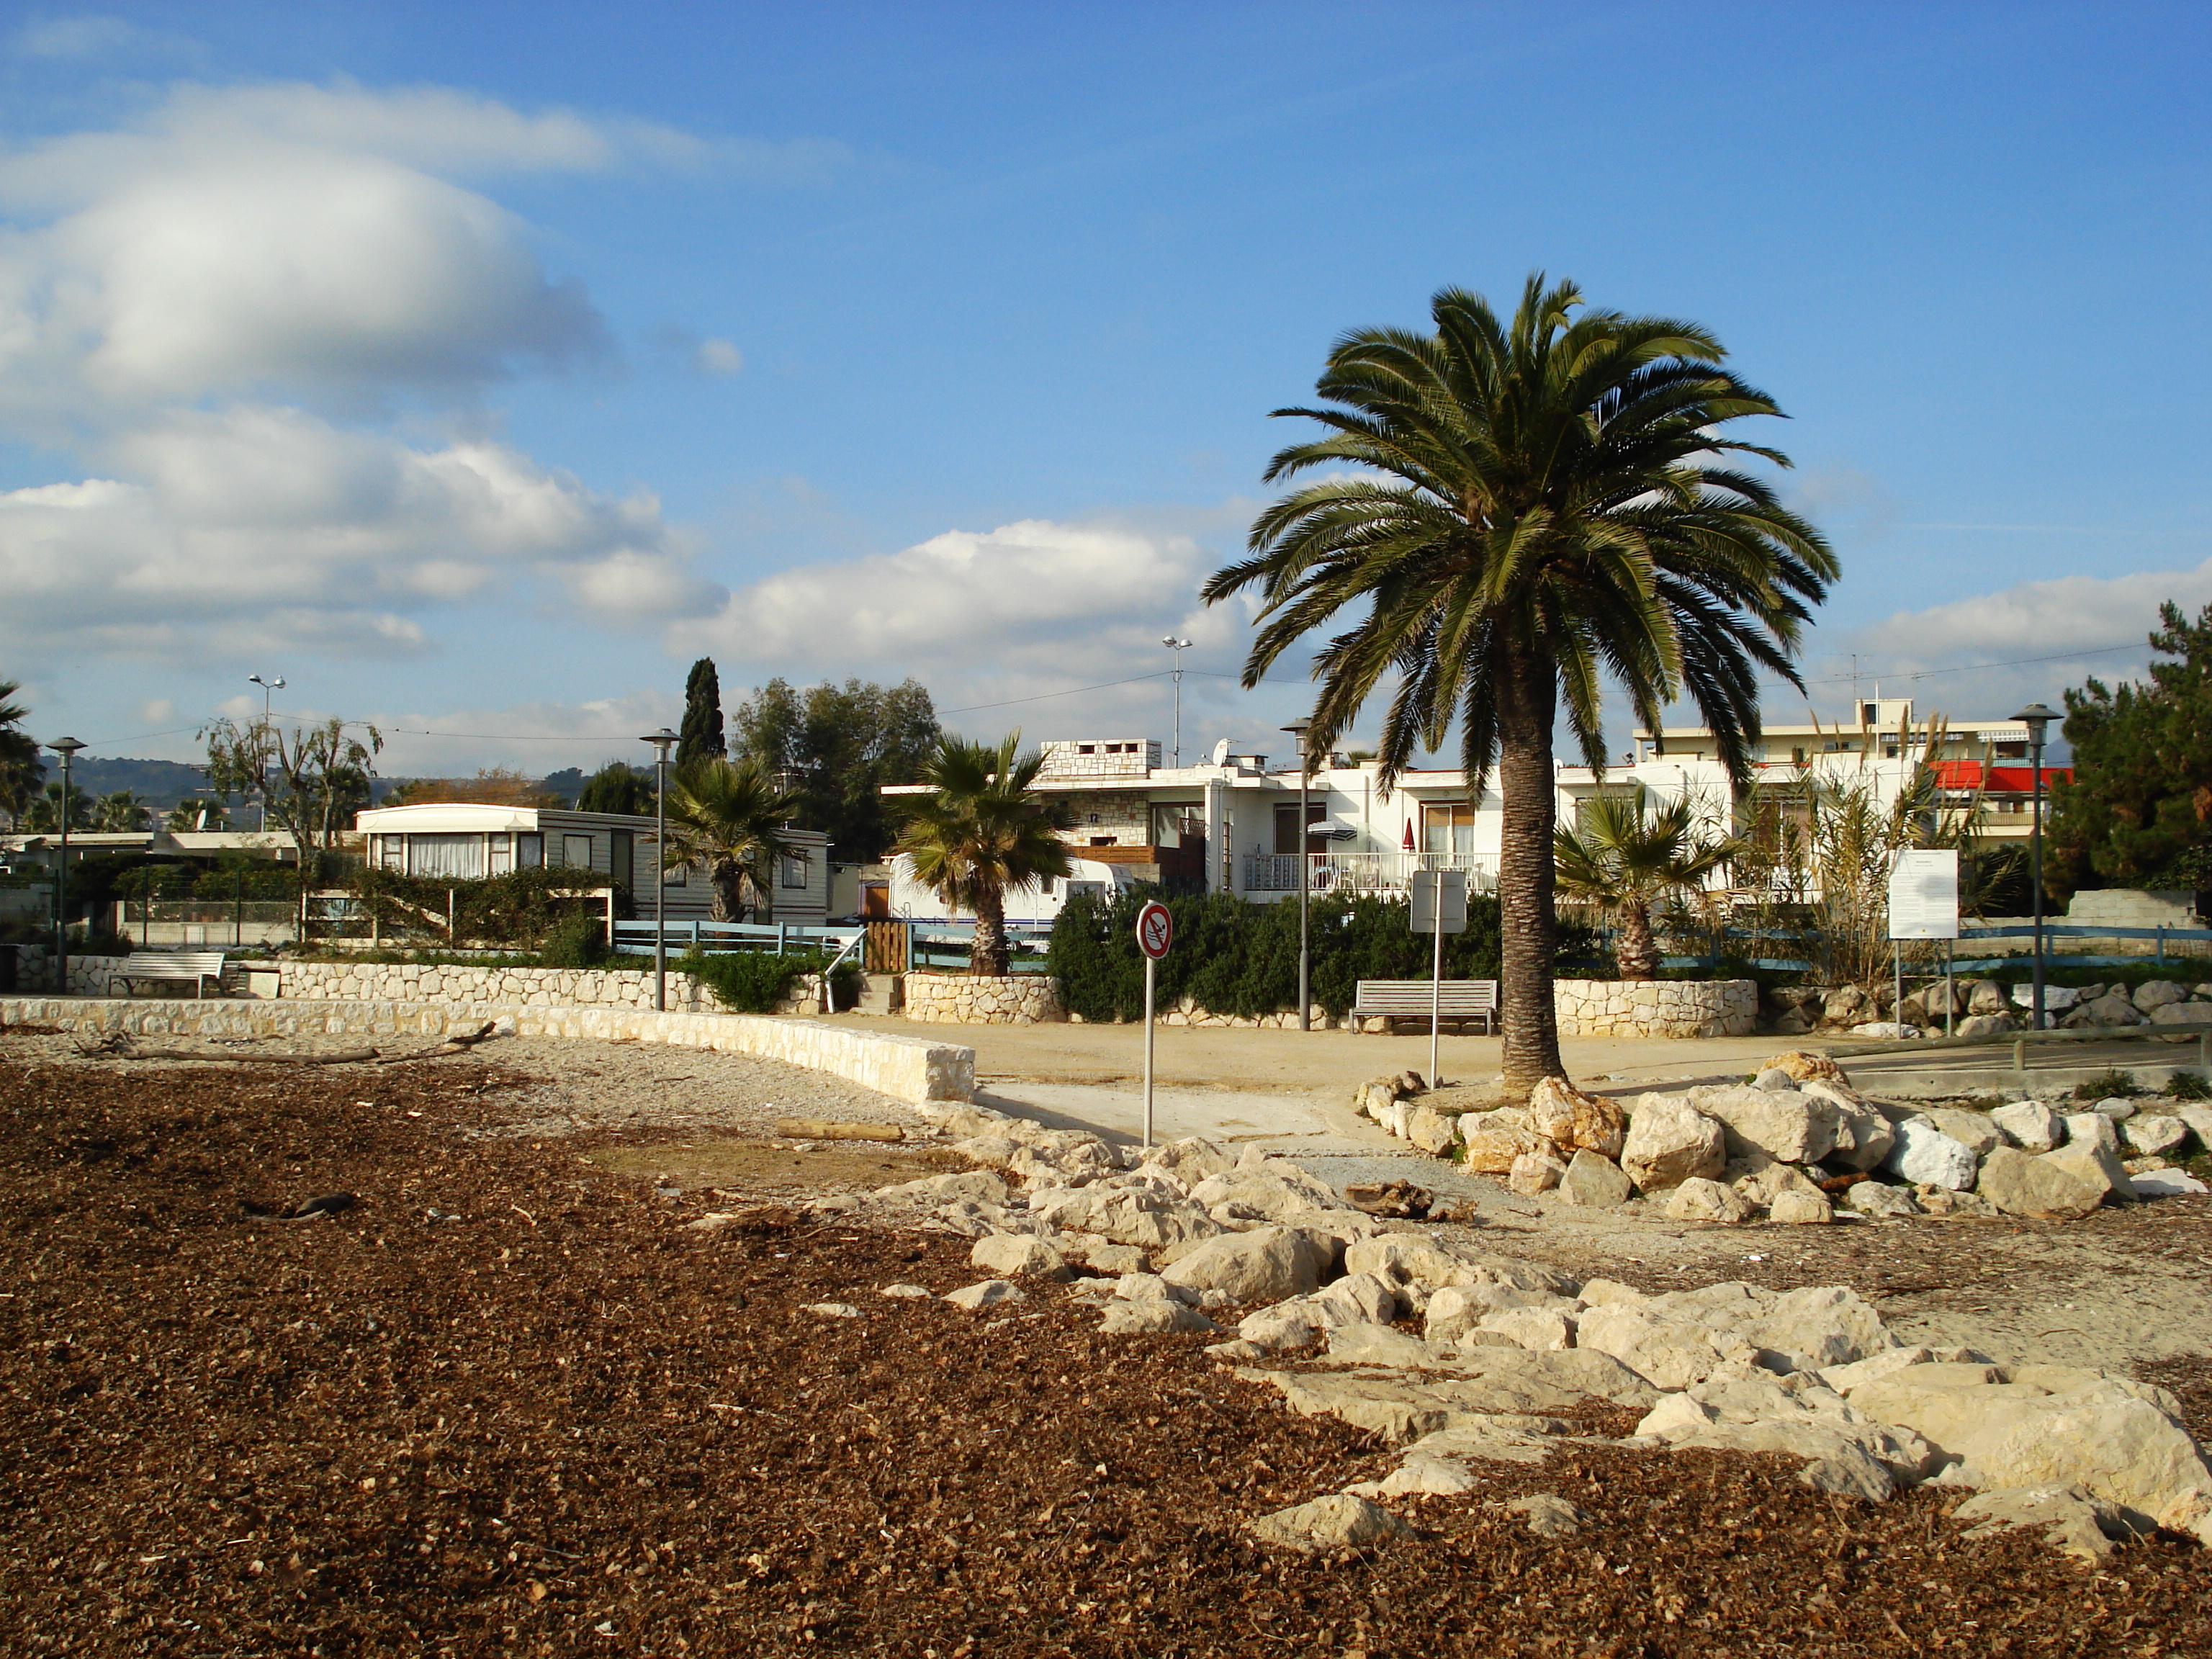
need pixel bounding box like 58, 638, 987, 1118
1430, 890, 1444, 1090
1143, 952, 1156, 1150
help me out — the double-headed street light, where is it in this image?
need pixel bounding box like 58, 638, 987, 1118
2013, 703, 2060, 1031
1281, 716, 1313, 1033
45, 736, 86, 992
247, 675, 284, 831
642, 728, 679, 1012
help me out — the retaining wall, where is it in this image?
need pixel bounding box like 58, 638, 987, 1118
1552, 977, 1758, 1038
0, 997, 975, 1105
902, 971, 1065, 1025
239, 958, 717, 1012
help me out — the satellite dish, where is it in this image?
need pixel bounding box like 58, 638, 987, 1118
1210, 739, 1232, 765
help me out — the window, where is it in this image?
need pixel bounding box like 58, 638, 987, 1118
779, 850, 810, 890
1421, 802, 1478, 858
407, 835, 485, 878
609, 830, 634, 893
1275, 801, 1328, 855
1077, 745, 1094, 754
515, 833, 544, 869
559, 833, 594, 870
1151, 804, 1203, 848
378, 836, 404, 871
488, 835, 513, 876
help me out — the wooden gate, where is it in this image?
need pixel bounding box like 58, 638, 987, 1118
863, 920, 909, 974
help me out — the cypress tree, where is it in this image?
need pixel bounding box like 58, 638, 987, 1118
678, 658, 726, 770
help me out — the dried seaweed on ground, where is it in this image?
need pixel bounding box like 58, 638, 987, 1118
1, 1059, 2207, 1657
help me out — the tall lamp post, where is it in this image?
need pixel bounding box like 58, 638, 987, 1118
247, 675, 284, 831
1161, 637, 1192, 765
1282, 716, 1313, 1032
46, 737, 85, 993
642, 728, 678, 1012
2013, 703, 2059, 1032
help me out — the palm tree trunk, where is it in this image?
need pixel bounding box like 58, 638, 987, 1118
970, 891, 1010, 976
709, 858, 745, 923
1616, 902, 1659, 980
1496, 649, 1567, 1100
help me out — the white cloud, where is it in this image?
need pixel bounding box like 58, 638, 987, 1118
367, 688, 683, 773
675, 513, 1246, 680
0, 405, 718, 662
135, 697, 174, 724
1839, 554, 2212, 716
695, 337, 744, 377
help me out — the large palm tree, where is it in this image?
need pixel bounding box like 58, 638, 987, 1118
1555, 786, 1740, 979
1203, 275, 1835, 1099
895, 732, 1074, 975
661, 757, 801, 922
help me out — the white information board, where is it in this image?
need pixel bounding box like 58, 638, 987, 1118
1888, 848, 1960, 941
1409, 868, 1468, 934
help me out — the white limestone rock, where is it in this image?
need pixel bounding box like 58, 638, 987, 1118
1953, 1485, 2132, 1560
1923, 1108, 2002, 1157
1990, 1100, 2062, 1153
1880, 1118, 1979, 1192
2121, 1114, 2188, 1156
1619, 1094, 1726, 1192
1506, 1151, 1567, 1197
2041, 1137, 2139, 1206
1686, 1083, 1838, 1164
1099, 1299, 1218, 1335
969, 1233, 1071, 1280
1556, 1149, 1633, 1209
1246, 1493, 1411, 1554
1161, 1225, 1329, 1304
1767, 1189, 1834, 1225
1843, 1180, 1922, 1218
942, 1280, 1026, 1310
1665, 1177, 1753, 1225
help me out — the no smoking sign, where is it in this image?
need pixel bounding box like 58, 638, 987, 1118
1136, 900, 1174, 960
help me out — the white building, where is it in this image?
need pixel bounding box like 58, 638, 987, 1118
354, 803, 831, 925
879, 701, 2054, 921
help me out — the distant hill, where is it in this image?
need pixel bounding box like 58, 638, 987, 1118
66, 757, 214, 808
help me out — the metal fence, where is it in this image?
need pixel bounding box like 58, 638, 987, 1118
610, 917, 1052, 976
117, 899, 300, 949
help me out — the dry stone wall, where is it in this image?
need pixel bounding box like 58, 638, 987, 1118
902, 972, 1066, 1025
1554, 978, 1758, 1038
243, 958, 718, 1012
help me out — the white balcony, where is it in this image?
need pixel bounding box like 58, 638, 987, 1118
1242, 851, 1498, 895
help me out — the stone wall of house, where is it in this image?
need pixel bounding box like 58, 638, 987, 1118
902, 971, 1066, 1025
1552, 977, 1758, 1038
0, 994, 975, 1105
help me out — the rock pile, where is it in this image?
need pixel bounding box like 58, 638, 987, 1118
1355, 1053, 2212, 1222
1202, 1231, 2212, 1559
1761, 974, 2212, 1038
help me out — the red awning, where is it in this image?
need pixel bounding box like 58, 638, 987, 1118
1932, 760, 2072, 791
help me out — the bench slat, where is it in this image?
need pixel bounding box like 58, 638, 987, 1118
1350, 978, 1498, 1025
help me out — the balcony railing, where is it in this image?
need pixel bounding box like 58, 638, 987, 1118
1242, 851, 1498, 894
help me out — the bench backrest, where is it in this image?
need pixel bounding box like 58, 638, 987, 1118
1354, 978, 1498, 1010
122, 951, 228, 976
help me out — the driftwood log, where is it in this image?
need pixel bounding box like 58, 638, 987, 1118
774, 1117, 908, 1143
73, 1021, 500, 1067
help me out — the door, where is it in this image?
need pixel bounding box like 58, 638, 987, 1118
1273, 801, 1327, 855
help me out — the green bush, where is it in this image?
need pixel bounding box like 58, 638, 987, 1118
2072, 1068, 2140, 1101
348, 866, 631, 950
2167, 1069, 2212, 1101
1045, 888, 1597, 1024
536, 909, 611, 968
679, 948, 860, 1014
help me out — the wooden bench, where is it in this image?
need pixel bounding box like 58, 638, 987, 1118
1351, 978, 1498, 1033
115, 950, 230, 999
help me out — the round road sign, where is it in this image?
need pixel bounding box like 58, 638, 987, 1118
1136, 900, 1173, 960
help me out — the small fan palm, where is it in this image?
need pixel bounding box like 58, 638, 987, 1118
95, 790, 149, 832
661, 757, 801, 922
1555, 788, 1739, 979
895, 732, 1073, 976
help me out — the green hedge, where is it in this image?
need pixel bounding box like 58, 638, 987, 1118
1046, 888, 1601, 1023
346, 866, 631, 950
678, 948, 863, 1015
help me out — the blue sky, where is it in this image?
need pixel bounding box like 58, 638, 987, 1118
1, 2, 2207, 774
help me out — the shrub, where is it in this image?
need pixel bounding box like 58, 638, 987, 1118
536, 910, 611, 968
2165, 1069, 2212, 1101
2072, 1068, 2140, 1102
1045, 887, 1596, 1024
679, 948, 860, 1014
349, 866, 630, 950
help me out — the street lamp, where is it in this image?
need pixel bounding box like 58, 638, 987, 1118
46, 736, 86, 994
1282, 716, 1313, 1032
642, 727, 678, 1012
247, 675, 284, 832
2013, 703, 2059, 1031
1161, 637, 1193, 766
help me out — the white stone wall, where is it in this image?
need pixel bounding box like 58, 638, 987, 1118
902, 971, 1066, 1025
1157, 996, 1340, 1031
1552, 977, 1758, 1038
241, 958, 717, 1012
0, 995, 975, 1105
